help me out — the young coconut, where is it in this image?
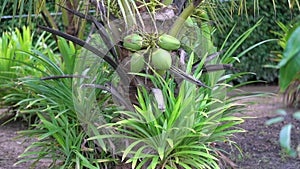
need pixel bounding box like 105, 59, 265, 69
151, 48, 172, 70
130, 50, 147, 73
157, 34, 180, 51
123, 33, 144, 51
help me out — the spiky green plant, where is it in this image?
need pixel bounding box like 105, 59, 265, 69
88, 74, 245, 168
86, 49, 249, 168
1, 31, 115, 168
0, 26, 33, 81
2, 36, 75, 119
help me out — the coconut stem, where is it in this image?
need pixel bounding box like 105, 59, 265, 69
169, 0, 203, 37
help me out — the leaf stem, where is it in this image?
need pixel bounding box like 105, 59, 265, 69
169, 0, 203, 37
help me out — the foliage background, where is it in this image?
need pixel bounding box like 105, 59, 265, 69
213, 0, 300, 83
1, 0, 299, 84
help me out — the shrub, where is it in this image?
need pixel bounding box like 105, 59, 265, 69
213, 0, 300, 83
88, 71, 245, 168
1, 34, 116, 167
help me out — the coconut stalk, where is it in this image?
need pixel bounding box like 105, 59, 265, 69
169, 0, 203, 37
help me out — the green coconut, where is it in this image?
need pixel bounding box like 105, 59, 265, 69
123, 33, 143, 51
130, 50, 146, 73
151, 48, 172, 70
157, 34, 180, 51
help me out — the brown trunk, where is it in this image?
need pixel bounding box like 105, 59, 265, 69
65, 0, 78, 36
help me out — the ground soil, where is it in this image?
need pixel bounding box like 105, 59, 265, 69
0, 118, 51, 169
223, 86, 300, 169
0, 86, 300, 169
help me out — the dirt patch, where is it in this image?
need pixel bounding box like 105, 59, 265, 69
1, 86, 300, 169
227, 110, 300, 169
0, 119, 51, 169
223, 87, 300, 169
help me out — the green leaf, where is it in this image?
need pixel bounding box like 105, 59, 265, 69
235, 39, 277, 60
173, 150, 218, 161
0, 0, 9, 21
57, 37, 76, 74
157, 146, 165, 160
222, 18, 263, 63
122, 140, 142, 161
276, 109, 287, 116
74, 150, 98, 169
265, 117, 284, 125
279, 52, 300, 91
279, 124, 292, 151
279, 26, 300, 67
177, 161, 192, 169
149, 156, 159, 169
293, 111, 300, 120
278, 24, 300, 91
130, 145, 149, 168
166, 138, 174, 148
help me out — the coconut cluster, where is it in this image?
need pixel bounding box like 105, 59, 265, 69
123, 33, 181, 73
